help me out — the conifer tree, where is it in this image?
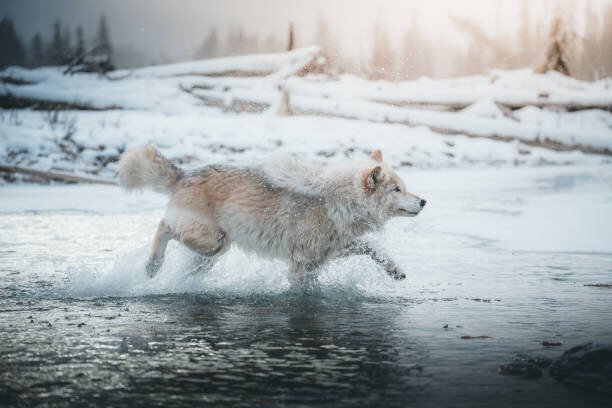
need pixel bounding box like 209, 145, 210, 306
0, 18, 26, 68
29, 33, 45, 66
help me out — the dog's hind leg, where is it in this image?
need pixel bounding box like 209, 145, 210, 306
181, 226, 228, 275
146, 220, 173, 277
175, 219, 227, 264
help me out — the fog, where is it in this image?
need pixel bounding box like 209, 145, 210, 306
2, 0, 612, 78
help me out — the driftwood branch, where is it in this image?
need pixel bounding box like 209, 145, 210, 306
0, 94, 118, 110
450, 16, 505, 59
370, 98, 612, 113
0, 165, 117, 185
63, 43, 115, 76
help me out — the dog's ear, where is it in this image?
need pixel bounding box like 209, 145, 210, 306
370, 149, 383, 162
363, 166, 383, 192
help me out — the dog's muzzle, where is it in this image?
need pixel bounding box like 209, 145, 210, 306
396, 197, 426, 217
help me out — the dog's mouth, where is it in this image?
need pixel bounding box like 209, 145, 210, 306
396, 208, 420, 217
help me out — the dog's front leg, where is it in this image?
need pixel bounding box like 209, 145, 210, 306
289, 261, 319, 287
341, 241, 406, 280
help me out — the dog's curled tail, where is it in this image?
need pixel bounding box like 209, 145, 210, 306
118, 147, 181, 194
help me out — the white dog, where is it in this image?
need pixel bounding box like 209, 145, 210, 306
118, 147, 426, 284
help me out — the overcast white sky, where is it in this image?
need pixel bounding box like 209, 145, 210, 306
1, 0, 609, 64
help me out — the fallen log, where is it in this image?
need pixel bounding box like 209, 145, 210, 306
0, 93, 119, 111
181, 85, 612, 156
371, 99, 612, 113
288, 101, 612, 156
0, 164, 117, 185
119, 46, 322, 79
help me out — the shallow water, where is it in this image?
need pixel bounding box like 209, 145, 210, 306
1, 165, 612, 407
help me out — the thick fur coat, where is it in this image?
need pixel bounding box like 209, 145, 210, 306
118, 147, 426, 284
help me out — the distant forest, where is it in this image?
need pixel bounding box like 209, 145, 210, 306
0, 15, 114, 72
1, 1, 611, 80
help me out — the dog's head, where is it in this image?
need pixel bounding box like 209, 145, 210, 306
362, 149, 426, 218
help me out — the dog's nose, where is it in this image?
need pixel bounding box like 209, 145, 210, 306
420, 199, 427, 208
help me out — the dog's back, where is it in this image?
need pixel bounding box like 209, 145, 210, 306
171, 165, 337, 263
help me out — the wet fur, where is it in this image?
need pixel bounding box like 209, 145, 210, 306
118, 148, 425, 284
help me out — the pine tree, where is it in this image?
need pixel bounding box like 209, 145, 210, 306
49, 19, 63, 64
578, 0, 601, 79
97, 15, 111, 51
227, 28, 248, 55
369, 22, 395, 80
315, 15, 330, 52
0, 18, 27, 68
61, 25, 72, 61
534, 16, 573, 76
75, 26, 85, 57
93, 14, 114, 70
195, 28, 219, 59
519, 0, 531, 53
599, 5, 612, 78
399, 13, 433, 79
315, 15, 341, 70
262, 34, 281, 53
29, 33, 45, 67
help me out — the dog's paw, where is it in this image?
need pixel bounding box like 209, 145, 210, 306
385, 263, 406, 280
145, 259, 161, 278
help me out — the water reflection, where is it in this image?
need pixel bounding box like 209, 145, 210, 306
8, 294, 427, 406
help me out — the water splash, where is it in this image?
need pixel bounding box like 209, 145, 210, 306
64, 242, 404, 300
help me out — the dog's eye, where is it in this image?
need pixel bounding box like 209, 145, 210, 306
393, 186, 401, 193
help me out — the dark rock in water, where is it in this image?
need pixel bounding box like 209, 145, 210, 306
549, 342, 612, 394
584, 283, 612, 288
514, 354, 553, 368
499, 362, 543, 379
460, 335, 492, 340
527, 357, 553, 368
542, 340, 563, 347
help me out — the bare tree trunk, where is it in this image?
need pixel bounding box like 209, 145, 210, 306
287, 22, 295, 51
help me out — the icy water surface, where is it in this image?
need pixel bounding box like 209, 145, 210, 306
1, 165, 611, 407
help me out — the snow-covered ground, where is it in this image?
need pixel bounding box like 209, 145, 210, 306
2, 109, 611, 181
1, 47, 611, 181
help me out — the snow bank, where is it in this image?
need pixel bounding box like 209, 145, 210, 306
285, 69, 612, 109
1, 109, 609, 183
1, 49, 611, 180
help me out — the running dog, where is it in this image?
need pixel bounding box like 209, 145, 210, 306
118, 147, 426, 284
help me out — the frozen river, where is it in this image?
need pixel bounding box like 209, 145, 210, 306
1, 165, 611, 407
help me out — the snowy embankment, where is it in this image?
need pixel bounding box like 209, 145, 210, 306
1, 46, 611, 182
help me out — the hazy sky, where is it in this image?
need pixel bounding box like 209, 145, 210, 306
1, 0, 609, 65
